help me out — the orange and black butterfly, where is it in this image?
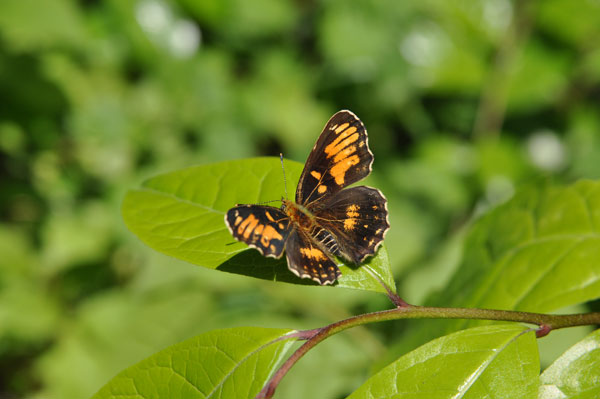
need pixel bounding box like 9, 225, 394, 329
225, 110, 389, 285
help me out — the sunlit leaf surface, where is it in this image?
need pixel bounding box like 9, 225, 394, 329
348, 325, 538, 399
92, 327, 295, 399
123, 158, 395, 293
438, 180, 600, 320
539, 328, 600, 399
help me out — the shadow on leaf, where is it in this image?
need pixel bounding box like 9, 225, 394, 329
217, 249, 325, 286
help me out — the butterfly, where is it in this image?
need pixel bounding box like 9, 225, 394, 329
225, 110, 390, 285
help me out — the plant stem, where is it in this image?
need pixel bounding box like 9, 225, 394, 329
472, 0, 536, 138
256, 305, 600, 398
364, 265, 409, 307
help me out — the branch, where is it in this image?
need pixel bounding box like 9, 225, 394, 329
256, 305, 600, 398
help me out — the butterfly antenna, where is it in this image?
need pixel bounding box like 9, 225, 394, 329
280, 153, 289, 200
254, 199, 281, 206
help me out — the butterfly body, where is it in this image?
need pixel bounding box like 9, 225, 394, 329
225, 110, 390, 285
282, 199, 343, 259
282, 200, 313, 231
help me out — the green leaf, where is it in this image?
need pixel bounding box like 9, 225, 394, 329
395, 180, 600, 358
92, 327, 295, 399
539, 328, 600, 399
348, 325, 538, 399
538, 0, 600, 46
122, 157, 395, 293
438, 180, 600, 314
0, 226, 60, 343
0, 0, 86, 51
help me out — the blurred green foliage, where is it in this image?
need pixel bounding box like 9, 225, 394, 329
0, 0, 599, 398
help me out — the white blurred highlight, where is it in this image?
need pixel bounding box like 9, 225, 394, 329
169, 20, 201, 58
135, 0, 201, 58
399, 22, 449, 67
483, 0, 513, 33
527, 130, 567, 171
136, 0, 171, 35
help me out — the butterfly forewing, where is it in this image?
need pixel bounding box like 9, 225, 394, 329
285, 229, 341, 285
314, 186, 389, 265
225, 205, 291, 258
296, 110, 373, 207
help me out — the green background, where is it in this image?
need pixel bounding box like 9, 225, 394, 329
1, 0, 599, 398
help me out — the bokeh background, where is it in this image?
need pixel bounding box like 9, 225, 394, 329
1, 0, 600, 398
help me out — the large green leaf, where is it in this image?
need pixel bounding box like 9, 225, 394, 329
440, 180, 600, 313
122, 157, 395, 293
92, 327, 295, 399
539, 328, 600, 399
395, 180, 600, 361
348, 325, 538, 399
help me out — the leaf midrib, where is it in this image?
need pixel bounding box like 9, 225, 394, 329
138, 187, 226, 215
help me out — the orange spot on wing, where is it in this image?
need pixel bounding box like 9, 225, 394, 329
300, 247, 327, 261
310, 170, 322, 179
317, 185, 327, 194
344, 218, 357, 231
325, 130, 359, 159
346, 205, 360, 218
238, 215, 259, 238
234, 216, 242, 225
260, 225, 283, 246
335, 123, 349, 133
265, 211, 275, 222
333, 145, 357, 163
324, 127, 361, 185
330, 155, 359, 185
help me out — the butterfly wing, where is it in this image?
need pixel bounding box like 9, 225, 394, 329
296, 110, 373, 207
225, 205, 291, 258
285, 228, 341, 285
313, 186, 389, 265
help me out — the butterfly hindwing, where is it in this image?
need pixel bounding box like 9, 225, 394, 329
296, 110, 373, 207
285, 229, 341, 285
313, 186, 389, 265
225, 205, 291, 258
